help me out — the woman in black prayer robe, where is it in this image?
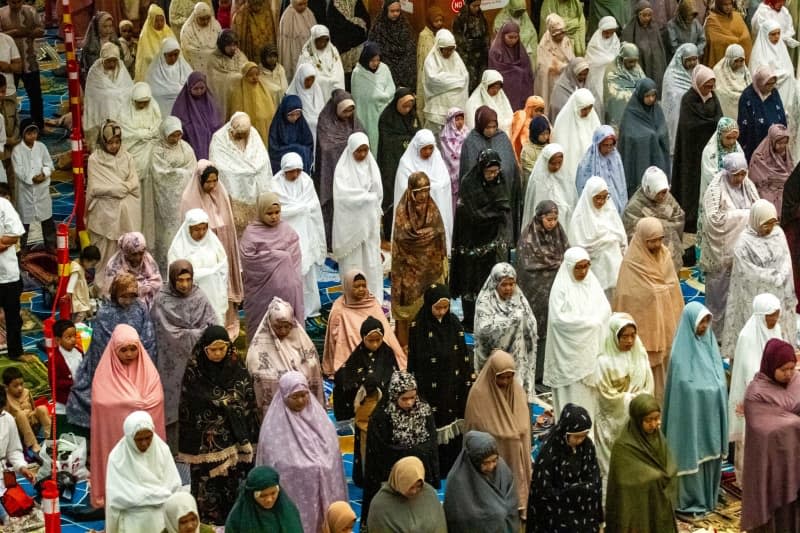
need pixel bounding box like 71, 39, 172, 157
672, 64, 722, 233
450, 148, 513, 330
408, 283, 473, 473
368, 0, 417, 88
325, 0, 370, 73
527, 403, 603, 533
361, 370, 440, 529
781, 165, 800, 312
377, 88, 419, 240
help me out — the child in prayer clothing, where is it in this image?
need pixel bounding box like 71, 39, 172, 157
67, 245, 101, 322
2, 367, 49, 460
11, 119, 54, 251
52, 319, 83, 437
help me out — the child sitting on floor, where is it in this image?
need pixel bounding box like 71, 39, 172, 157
2, 367, 50, 461
0, 384, 35, 525
67, 245, 101, 322
52, 319, 82, 436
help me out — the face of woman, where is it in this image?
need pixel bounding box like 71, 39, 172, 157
431, 298, 450, 320
537, 128, 551, 144
191, 82, 207, 97
469, 0, 482, 14
271, 319, 294, 339
284, 168, 301, 181
721, 128, 739, 148
189, 222, 208, 242
540, 212, 558, 231
202, 172, 218, 193
482, 120, 498, 138
642, 89, 658, 106
404, 480, 424, 499
134, 99, 150, 110
769, 29, 782, 44
286, 390, 309, 412
695, 314, 712, 336
204, 339, 230, 362
759, 217, 778, 236
353, 144, 370, 162
566, 430, 589, 449
254, 486, 280, 509
480, 453, 498, 475
294, 0, 309, 11
368, 55, 381, 71
419, 144, 434, 160
314, 36, 330, 50
106, 136, 122, 155
775, 136, 790, 154
102, 57, 118, 71
551, 29, 565, 43
286, 109, 302, 124
224, 42, 239, 57
775, 360, 796, 384
646, 235, 664, 253
601, 28, 616, 39
164, 49, 181, 66
178, 512, 199, 533
246, 66, 260, 84
616, 325, 637, 351
579, 105, 593, 118
545, 153, 563, 173
637, 8, 653, 26
351, 278, 369, 301
763, 76, 778, 94
496, 277, 516, 300
654, 188, 668, 204
487, 82, 502, 97
641, 410, 661, 434
125, 250, 144, 268
166, 130, 182, 146
261, 204, 281, 227
197, 14, 212, 26
494, 371, 515, 388
483, 164, 500, 182
729, 169, 747, 187
454, 114, 465, 129
440, 46, 455, 58
592, 190, 609, 210
120, 24, 134, 40
598, 136, 616, 156
100, 16, 114, 37
573, 259, 591, 281
397, 96, 415, 115
116, 287, 138, 307
732, 56, 745, 70
623, 57, 639, 70
116, 343, 139, 365
133, 429, 153, 452
174, 272, 193, 296
765, 309, 781, 329
682, 55, 698, 70
387, 1, 402, 19
503, 31, 520, 48
411, 183, 431, 207
576, 68, 589, 84
397, 389, 417, 411
154, 14, 166, 30
363, 330, 384, 351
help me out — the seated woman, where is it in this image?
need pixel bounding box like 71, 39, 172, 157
568, 176, 627, 298
576, 125, 628, 214
247, 297, 324, 419
622, 166, 685, 274
179, 326, 259, 525
268, 95, 314, 174
208, 112, 273, 235
391, 171, 448, 346
663, 303, 728, 517
368, 456, 447, 533
606, 393, 678, 532
594, 313, 654, 479
323, 269, 404, 376
408, 284, 472, 473
168, 209, 230, 326
171, 73, 223, 161
149, 116, 198, 270
227, 61, 276, 145
106, 411, 181, 533
444, 431, 518, 532
67, 273, 157, 433
362, 371, 440, 527
90, 324, 165, 509
101, 232, 163, 309
722, 199, 796, 358
256, 372, 347, 533
527, 404, 603, 532
151, 260, 218, 452
474, 263, 538, 401
742, 338, 800, 532
239, 192, 304, 344
225, 466, 303, 532
161, 492, 216, 533
464, 350, 531, 520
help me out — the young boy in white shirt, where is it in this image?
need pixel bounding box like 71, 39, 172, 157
11, 118, 54, 251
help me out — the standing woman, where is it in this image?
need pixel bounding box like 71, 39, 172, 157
551, 89, 601, 185
474, 263, 538, 401
584, 17, 621, 119
602, 43, 646, 129
465, 70, 515, 135
171, 73, 223, 161
134, 5, 175, 81
672, 65, 722, 233
464, 350, 531, 520
179, 326, 259, 525
521, 144, 575, 232
782, 159, 800, 309
79, 11, 121, 83
149, 116, 197, 271
391, 171, 448, 347
738, 66, 787, 160
408, 283, 472, 473
180, 3, 222, 73
539, 0, 586, 55
489, 22, 535, 111
101, 232, 163, 309
179, 161, 244, 339
206, 30, 249, 118
279, 0, 317, 83
535, 14, 575, 115
713, 43, 751, 120
621, 1, 667, 89
325, 0, 370, 78
285, 64, 327, 148
440, 108, 469, 208
516, 200, 569, 389
544, 247, 611, 417
527, 404, 603, 532
698, 119, 743, 230
749, 124, 794, 212
297, 25, 346, 100
606, 394, 678, 533
82, 43, 134, 147
702, 0, 752, 67
450, 149, 513, 330
227, 61, 277, 146
231, 0, 276, 62
662, 43, 699, 155
351, 42, 396, 153
368, 0, 417, 88
662, 302, 728, 517
519, 115, 550, 183
268, 95, 315, 174
415, 7, 445, 122
452, 0, 489, 93
239, 193, 304, 343
145, 38, 192, 115
361, 371, 440, 528
86, 120, 141, 278
332, 132, 384, 302
576, 125, 628, 214
150, 260, 218, 452
315, 90, 365, 249
511, 96, 546, 161
421, 29, 470, 133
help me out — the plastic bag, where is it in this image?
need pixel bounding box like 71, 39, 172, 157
36, 433, 88, 482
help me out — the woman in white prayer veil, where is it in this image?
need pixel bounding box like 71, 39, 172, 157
713, 44, 751, 120
149, 116, 198, 272
83, 42, 133, 148
285, 63, 326, 146
521, 143, 577, 233
117, 82, 162, 247
105, 411, 182, 533
727, 292, 783, 485
393, 129, 454, 250
550, 88, 601, 183
567, 176, 627, 297
279, 0, 317, 83
332, 132, 384, 304
422, 29, 470, 133
296, 24, 345, 101
465, 69, 514, 136
180, 2, 221, 73
272, 152, 327, 318
168, 208, 230, 324
146, 37, 193, 116
208, 111, 273, 236
749, 20, 798, 120
662, 43, 699, 155
584, 16, 620, 120
543, 246, 611, 421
